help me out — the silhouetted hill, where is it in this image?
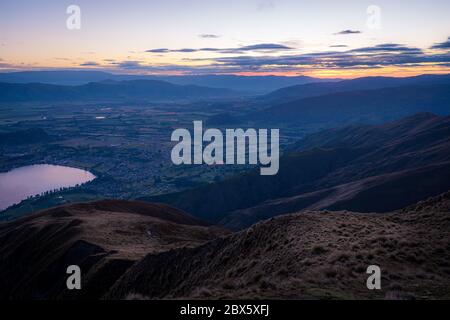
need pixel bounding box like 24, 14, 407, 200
0, 71, 333, 93
0, 80, 238, 102
221, 162, 450, 230
156, 74, 334, 93
248, 85, 450, 126
108, 191, 450, 300
145, 113, 450, 229
0, 200, 229, 299
264, 74, 450, 103
0, 71, 117, 86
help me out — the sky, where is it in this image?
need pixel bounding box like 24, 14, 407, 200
1, 0, 450, 78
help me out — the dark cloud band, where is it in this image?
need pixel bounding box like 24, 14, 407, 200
146, 43, 294, 54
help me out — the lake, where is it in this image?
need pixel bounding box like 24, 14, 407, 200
0, 164, 96, 211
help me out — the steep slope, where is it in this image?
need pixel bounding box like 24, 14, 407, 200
221, 162, 450, 230
0, 200, 229, 300
250, 85, 450, 126
145, 113, 450, 228
107, 192, 450, 300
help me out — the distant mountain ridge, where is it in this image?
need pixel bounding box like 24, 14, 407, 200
247, 84, 450, 126
0, 71, 116, 86
0, 71, 335, 93
0, 79, 238, 102
263, 74, 450, 103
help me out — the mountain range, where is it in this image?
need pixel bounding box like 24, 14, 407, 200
0, 71, 332, 93
0, 79, 238, 102
146, 113, 450, 230
1, 71, 450, 300
263, 74, 450, 103
245, 84, 450, 127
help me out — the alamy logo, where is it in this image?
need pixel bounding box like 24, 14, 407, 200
366, 265, 381, 290
66, 5, 81, 30
367, 5, 382, 30
66, 265, 81, 290
171, 121, 279, 175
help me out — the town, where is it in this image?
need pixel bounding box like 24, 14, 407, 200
171, 121, 280, 175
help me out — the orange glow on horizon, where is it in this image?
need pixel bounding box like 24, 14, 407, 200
230, 65, 450, 79
1, 61, 449, 80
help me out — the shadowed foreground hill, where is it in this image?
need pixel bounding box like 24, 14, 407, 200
0, 200, 229, 300
1, 193, 449, 300
108, 192, 450, 300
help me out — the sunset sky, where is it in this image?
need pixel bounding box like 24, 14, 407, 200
1, 0, 450, 78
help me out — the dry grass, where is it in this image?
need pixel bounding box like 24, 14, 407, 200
108, 192, 450, 300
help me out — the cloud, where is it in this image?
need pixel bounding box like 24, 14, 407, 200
330, 45, 348, 48
431, 37, 450, 50
202, 43, 450, 72
334, 30, 362, 35
79, 42, 450, 75
146, 48, 170, 53
174, 48, 198, 53
240, 43, 292, 51
199, 34, 220, 39
80, 61, 100, 66
146, 43, 294, 54
112, 60, 145, 69
198, 47, 222, 52
350, 43, 423, 54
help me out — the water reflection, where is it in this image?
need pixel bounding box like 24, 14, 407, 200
0, 164, 96, 211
